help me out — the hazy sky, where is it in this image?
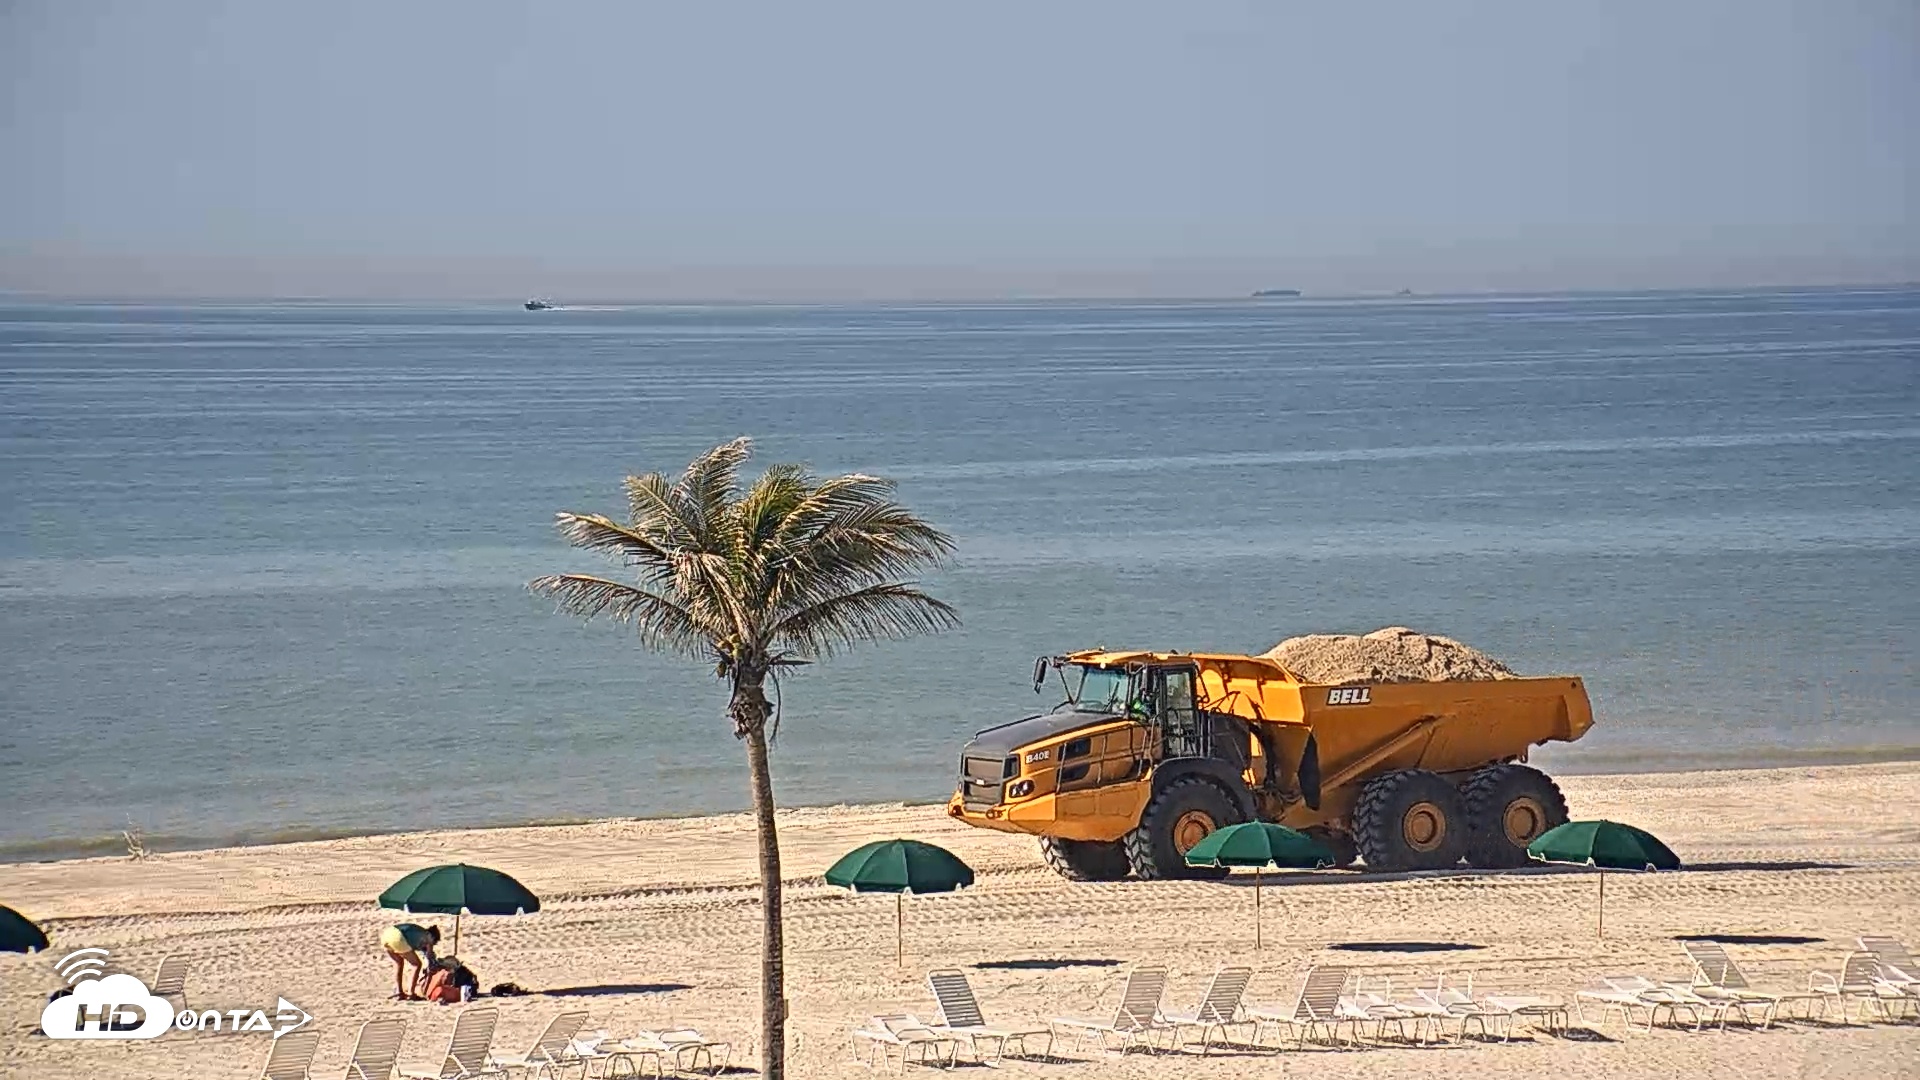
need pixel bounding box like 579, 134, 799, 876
3, 1, 1915, 299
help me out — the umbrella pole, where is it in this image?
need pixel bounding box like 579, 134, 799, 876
896, 892, 904, 968
453, 912, 461, 957
1597, 870, 1605, 939
1255, 870, 1263, 951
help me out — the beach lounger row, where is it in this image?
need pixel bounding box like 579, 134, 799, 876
851, 934, 1920, 1069
1578, 938, 1920, 1032
253, 1007, 734, 1080
853, 962, 1561, 1069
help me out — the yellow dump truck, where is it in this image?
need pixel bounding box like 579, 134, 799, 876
946, 649, 1594, 879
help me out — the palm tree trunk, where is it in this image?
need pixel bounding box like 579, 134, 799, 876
739, 683, 786, 1079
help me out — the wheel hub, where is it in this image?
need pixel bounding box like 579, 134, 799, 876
1401, 801, 1446, 852
1172, 809, 1216, 854
1502, 796, 1546, 846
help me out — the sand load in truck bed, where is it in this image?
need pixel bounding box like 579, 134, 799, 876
1262, 626, 1520, 685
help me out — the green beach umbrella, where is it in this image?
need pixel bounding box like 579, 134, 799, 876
378, 863, 541, 957
824, 839, 975, 965
1528, 820, 1680, 938
1184, 822, 1336, 949
0, 904, 50, 954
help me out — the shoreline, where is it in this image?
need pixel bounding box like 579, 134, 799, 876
7, 748, 1919, 868
5, 760, 1918, 922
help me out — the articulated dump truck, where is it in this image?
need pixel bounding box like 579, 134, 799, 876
946, 649, 1594, 880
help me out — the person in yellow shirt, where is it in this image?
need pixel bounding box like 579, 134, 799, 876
378, 922, 441, 1000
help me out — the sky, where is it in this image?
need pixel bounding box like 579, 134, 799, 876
2, 1, 1915, 300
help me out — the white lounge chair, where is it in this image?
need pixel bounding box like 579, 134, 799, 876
852, 1014, 958, 1072
1246, 965, 1356, 1049
490, 1010, 590, 1080
343, 1016, 409, 1080
259, 1028, 322, 1080
1681, 941, 1820, 1028
624, 1028, 732, 1075
152, 953, 189, 1011
1860, 936, 1920, 1001
1810, 952, 1912, 1024
401, 1007, 506, 1079
1575, 975, 1728, 1032
926, 968, 1054, 1063
1049, 964, 1172, 1056
1340, 978, 1431, 1045
1160, 965, 1255, 1055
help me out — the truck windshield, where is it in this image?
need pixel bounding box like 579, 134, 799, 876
1066, 666, 1132, 713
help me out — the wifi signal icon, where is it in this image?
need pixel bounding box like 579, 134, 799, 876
55, 948, 110, 985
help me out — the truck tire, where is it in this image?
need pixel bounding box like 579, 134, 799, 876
1038, 836, 1131, 882
1304, 826, 1358, 869
1352, 769, 1467, 871
1460, 763, 1569, 868
1125, 776, 1240, 880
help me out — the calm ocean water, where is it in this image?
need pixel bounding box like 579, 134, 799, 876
2, 289, 1916, 861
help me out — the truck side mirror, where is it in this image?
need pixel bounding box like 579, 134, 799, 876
1032, 656, 1048, 693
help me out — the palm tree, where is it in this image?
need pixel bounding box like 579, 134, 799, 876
529, 437, 957, 1079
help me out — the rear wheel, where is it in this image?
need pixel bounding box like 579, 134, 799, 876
1038, 836, 1131, 881
1460, 763, 1569, 868
1125, 776, 1241, 880
1352, 769, 1467, 871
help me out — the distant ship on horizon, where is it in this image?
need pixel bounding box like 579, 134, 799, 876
524, 298, 554, 310
1251, 288, 1301, 298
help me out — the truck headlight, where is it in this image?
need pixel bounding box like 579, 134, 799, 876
1006, 779, 1034, 799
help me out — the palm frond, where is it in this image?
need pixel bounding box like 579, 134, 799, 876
668, 550, 754, 647
551, 512, 677, 576
768, 581, 960, 659
623, 472, 700, 549
527, 573, 716, 657
675, 436, 753, 552
766, 499, 956, 617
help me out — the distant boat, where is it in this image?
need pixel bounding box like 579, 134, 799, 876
1251, 289, 1301, 298
524, 298, 554, 310
1396, 288, 1414, 296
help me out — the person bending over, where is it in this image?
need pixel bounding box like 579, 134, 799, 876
378, 922, 440, 1000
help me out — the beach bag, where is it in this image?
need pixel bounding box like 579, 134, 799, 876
424, 967, 460, 1005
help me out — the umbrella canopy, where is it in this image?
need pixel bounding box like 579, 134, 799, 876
1528, 820, 1677, 939
379, 863, 541, 915
0, 904, 49, 953
1528, 820, 1680, 871
1183, 822, 1334, 950
824, 839, 974, 895
378, 863, 540, 957
1183, 822, 1336, 870
825, 839, 974, 966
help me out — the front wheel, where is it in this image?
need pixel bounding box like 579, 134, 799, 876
1038, 836, 1131, 881
1125, 777, 1241, 880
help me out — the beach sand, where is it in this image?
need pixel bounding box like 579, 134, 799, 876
2, 761, 1917, 1078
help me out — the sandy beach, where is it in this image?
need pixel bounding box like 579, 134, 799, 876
3, 761, 1917, 1079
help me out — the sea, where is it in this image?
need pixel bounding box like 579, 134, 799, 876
2, 288, 1916, 861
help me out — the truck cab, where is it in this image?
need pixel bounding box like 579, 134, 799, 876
948, 653, 1274, 879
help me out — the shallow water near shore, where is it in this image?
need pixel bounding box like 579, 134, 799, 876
2, 288, 1917, 860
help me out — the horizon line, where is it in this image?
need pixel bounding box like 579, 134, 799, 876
3, 280, 1916, 308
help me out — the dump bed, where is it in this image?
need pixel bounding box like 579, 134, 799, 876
1077, 649, 1591, 805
